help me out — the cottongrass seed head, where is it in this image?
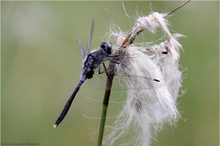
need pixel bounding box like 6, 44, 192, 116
103, 8, 186, 146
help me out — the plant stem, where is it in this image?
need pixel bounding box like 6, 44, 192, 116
97, 103, 108, 146
96, 15, 142, 145
97, 72, 114, 146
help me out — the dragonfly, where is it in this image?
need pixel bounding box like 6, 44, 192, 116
53, 15, 162, 128
53, 16, 121, 128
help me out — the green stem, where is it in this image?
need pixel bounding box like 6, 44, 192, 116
97, 103, 108, 146
97, 70, 114, 146
96, 20, 134, 145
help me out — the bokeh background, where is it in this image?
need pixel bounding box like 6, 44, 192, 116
1, 1, 219, 146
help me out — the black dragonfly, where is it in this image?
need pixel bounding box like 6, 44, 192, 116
53, 16, 120, 128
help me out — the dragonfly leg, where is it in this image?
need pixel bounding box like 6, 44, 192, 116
108, 58, 121, 64
98, 66, 105, 74
97, 63, 109, 77
102, 62, 109, 77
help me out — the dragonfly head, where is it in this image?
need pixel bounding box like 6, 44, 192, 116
100, 42, 113, 55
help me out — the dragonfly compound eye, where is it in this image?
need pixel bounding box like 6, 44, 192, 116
100, 42, 113, 55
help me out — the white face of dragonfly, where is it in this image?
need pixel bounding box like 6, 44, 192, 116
100, 42, 113, 55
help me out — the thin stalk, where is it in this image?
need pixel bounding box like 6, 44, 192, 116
97, 72, 114, 146
166, 0, 190, 16
97, 32, 133, 146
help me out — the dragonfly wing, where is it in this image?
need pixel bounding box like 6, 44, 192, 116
77, 39, 87, 63
86, 14, 95, 55
86, 71, 127, 90
86, 61, 161, 90
77, 15, 95, 63
87, 70, 160, 90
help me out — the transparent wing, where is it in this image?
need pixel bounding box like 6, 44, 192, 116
77, 14, 95, 63
86, 14, 95, 56
88, 72, 159, 90
86, 58, 162, 90
77, 39, 86, 63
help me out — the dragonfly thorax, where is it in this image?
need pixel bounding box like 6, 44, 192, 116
100, 42, 113, 55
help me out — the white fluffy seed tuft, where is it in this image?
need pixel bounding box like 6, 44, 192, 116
103, 9, 186, 146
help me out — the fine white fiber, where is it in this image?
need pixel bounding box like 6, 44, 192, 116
102, 8, 186, 146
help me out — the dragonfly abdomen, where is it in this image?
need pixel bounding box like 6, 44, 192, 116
53, 74, 87, 128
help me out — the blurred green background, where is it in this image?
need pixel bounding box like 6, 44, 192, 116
1, 1, 218, 146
